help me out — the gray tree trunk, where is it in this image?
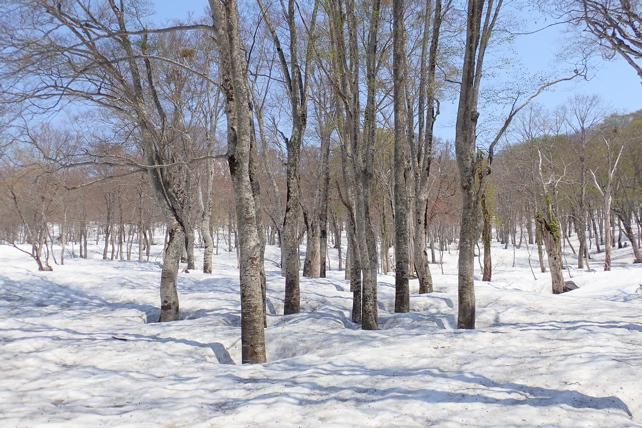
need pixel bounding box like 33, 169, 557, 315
537, 197, 564, 294
185, 228, 196, 271
318, 123, 331, 277
617, 211, 642, 263
393, 0, 410, 313
159, 221, 183, 321
454, 0, 485, 329
481, 192, 492, 281
303, 220, 321, 278
210, 0, 267, 363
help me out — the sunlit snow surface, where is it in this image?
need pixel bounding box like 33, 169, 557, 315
1, 239, 641, 427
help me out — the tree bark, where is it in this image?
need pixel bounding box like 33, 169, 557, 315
393, 0, 410, 313
210, 0, 267, 363
185, 227, 196, 271
302, 218, 321, 278
481, 191, 492, 281
454, 0, 485, 329
159, 221, 183, 321
616, 210, 642, 263
536, 196, 564, 294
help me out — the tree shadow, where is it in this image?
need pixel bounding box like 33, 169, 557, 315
217, 362, 633, 418
497, 319, 642, 334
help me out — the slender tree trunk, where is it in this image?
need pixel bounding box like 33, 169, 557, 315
526, 211, 534, 245
60, 212, 66, 265
185, 227, 196, 271
590, 208, 602, 253
102, 224, 111, 260
319, 126, 330, 278
138, 226, 144, 262
603, 195, 613, 271
414, 212, 433, 292
348, 228, 362, 324
336, 220, 342, 272
83, 223, 88, 259
283, 157, 301, 314
481, 192, 492, 281
617, 211, 642, 263
202, 219, 214, 274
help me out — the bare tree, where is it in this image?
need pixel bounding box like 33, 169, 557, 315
209, 0, 267, 363
257, 0, 318, 314
565, 95, 602, 270
453, 0, 581, 328
590, 136, 625, 270
0, 1, 224, 321
569, 0, 642, 82
410, 0, 450, 295
536, 150, 566, 294
392, 0, 411, 313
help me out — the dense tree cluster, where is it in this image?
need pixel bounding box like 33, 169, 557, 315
0, 0, 639, 363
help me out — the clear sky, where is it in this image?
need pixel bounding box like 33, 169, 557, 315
150, 1, 642, 142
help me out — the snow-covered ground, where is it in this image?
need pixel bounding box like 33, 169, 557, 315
1, 238, 641, 427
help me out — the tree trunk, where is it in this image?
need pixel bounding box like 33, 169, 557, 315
590, 208, 602, 253
184, 227, 196, 271
526, 211, 534, 245
454, 0, 487, 330
283, 201, 300, 315
393, 0, 410, 313
414, 211, 433, 292
302, 220, 321, 278
603, 195, 613, 271
536, 218, 546, 276
537, 197, 564, 294
159, 221, 183, 321
617, 211, 642, 263
481, 192, 492, 281
572, 209, 588, 269
457, 192, 477, 328
102, 225, 111, 260
210, 0, 267, 363
348, 228, 362, 324
319, 124, 331, 278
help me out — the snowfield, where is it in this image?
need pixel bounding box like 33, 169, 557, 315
1, 240, 641, 427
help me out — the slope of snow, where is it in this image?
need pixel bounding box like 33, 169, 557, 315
1, 239, 641, 427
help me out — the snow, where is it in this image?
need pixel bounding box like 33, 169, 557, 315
1, 239, 641, 427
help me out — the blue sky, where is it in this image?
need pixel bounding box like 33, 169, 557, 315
150, 1, 642, 142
